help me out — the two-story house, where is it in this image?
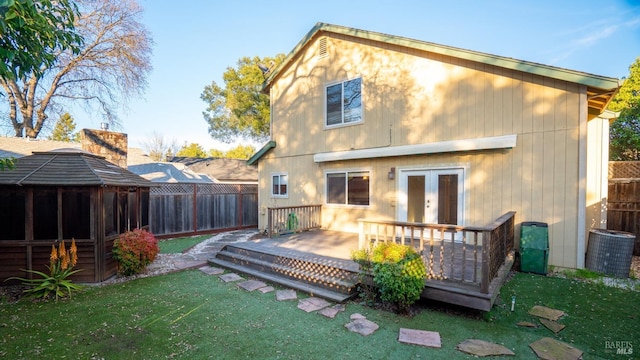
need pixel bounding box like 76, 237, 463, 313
248, 22, 621, 271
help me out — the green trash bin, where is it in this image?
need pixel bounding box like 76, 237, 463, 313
520, 221, 549, 275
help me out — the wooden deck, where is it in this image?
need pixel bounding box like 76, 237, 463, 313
248, 226, 514, 311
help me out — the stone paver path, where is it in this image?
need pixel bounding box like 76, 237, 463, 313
528, 305, 565, 321
529, 337, 583, 360
199, 266, 224, 275
345, 313, 379, 336
398, 328, 441, 348
456, 339, 515, 357
276, 289, 297, 301
297, 297, 331, 312
219, 273, 244, 282
238, 280, 267, 292
258, 286, 275, 294
318, 304, 346, 318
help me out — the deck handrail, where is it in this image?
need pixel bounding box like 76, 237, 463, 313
267, 205, 322, 237
358, 211, 515, 293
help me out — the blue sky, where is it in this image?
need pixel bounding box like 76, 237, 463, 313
82, 0, 640, 151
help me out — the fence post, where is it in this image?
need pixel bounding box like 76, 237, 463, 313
480, 230, 490, 293
267, 208, 273, 238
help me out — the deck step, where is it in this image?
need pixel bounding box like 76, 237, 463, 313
208, 242, 360, 303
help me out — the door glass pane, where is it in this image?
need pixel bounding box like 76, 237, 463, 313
437, 174, 458, 225
407, 176, 425, 223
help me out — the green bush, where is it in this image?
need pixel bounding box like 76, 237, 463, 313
112, 229, 159, 276
353, 242, 427, 314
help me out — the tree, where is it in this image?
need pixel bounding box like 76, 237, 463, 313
141, 131, 177, 162
48, 112, 78, 142
208, 144, 256, 160
0, 0, 152, 139
201, 54, 285, 143
0, 0, 83, 80
607, 57, 640, 160
224, 144, 256, 160
176, 143, 207, 158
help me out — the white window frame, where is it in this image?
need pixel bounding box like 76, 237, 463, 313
271, 173, 288, 198
325, 76, 363, 128
324, 169, 371, 207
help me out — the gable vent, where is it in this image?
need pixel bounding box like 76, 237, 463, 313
318, 37, 328, 58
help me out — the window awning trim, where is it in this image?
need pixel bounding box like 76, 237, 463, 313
313, 134, 517, 163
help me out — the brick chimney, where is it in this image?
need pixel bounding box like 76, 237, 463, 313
80, 128, 128, 168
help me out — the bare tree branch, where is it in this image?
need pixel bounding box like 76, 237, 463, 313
0, 0, 153, 139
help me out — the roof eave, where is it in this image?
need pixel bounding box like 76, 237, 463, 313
247, 141, 276, 165
263, 22, 622, 94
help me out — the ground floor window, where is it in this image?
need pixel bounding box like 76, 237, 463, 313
326, 170, 370, 206
272, 173, 288, 197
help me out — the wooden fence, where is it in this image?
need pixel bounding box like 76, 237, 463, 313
150, 183, 258, 238
608, 179, 640, 255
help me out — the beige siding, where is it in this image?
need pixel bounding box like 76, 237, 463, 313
260, 32, 593, 268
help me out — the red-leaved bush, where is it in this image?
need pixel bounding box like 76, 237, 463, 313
112, 229, 159, 276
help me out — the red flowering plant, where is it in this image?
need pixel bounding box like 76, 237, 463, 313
7, 239, 83, 301
112, 229, 159, 276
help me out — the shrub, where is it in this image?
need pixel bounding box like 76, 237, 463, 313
351, 248, 377, 306
112, 229, 159, 276
353, 242, 427, 314
7, 239, 83, 301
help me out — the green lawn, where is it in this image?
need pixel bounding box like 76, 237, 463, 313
158, 235, 211, 254
0, 271, 637, 359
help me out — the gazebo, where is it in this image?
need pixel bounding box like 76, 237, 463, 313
0, 149, 153, 283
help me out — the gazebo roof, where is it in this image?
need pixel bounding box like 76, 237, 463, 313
0, 149, 153, 187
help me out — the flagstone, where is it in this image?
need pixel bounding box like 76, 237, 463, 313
528, 305, 565, 321
297, 297, 331, 312
219, 273, 244, 282
238, 280, 267, 292
276, 289, 297, 301
517, 321, 539, 328
258, 286, 275, 294
350, 313, 367, 320
319, 304, 347, 318
456, 339, 515, 356
398, 328, 441, 348
198, 266, 224, 275
345, 318, 379, 336
540, 318, 566, 334
529, 337, 583, 360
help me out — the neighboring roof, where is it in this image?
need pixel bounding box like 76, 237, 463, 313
0, 149, 153, 187
169, 157, 258, 183
247, 141, 276, 166
128, 162, 213, 183
127, 147, 156, 166
0, 136, 81, 158
263, 22, 621, 115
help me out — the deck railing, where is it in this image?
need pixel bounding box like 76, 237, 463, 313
267, 205, 322, 237
358, 211, 515, 293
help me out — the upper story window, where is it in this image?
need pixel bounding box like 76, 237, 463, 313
326, 77, 362, 127
272, 173, 288, 198
326, 170, 370, 206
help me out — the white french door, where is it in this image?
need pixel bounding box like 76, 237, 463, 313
398, 168, 465, 239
